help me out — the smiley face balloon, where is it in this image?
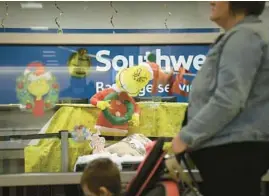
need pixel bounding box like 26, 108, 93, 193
115, 65, 153, 97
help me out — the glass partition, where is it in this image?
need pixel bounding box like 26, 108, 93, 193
0, 33, 214, 176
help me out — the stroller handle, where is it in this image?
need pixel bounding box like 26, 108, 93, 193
175, 152, 185, 163
174, 152, 202, 195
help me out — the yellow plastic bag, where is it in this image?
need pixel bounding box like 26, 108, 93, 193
25, 103, 187, 172
25, 106, 96, 172
129, 102, 187, 137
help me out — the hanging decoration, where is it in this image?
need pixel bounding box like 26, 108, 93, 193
16, 62, 59, 117
164, 4, 172, 30
1, 2, 9, 29
110, 1, 118, 33
54, 2, 64, 34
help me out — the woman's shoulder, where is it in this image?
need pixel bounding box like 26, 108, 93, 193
226, 23, 267, 46
221, 26, 265, 54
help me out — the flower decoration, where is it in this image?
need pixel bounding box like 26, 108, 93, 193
71, 125, 91, 142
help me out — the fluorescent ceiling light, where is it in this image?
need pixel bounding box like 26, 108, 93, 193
21, 2, 43, 9
30, 26, 49, 30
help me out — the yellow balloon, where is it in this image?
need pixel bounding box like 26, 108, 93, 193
115, 65, 152, 96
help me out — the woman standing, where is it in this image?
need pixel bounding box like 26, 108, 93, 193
172, 2, 269, 196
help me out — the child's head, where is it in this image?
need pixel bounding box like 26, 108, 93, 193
81, 158, 121, 196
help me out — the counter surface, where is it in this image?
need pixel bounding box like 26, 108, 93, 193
0, 172, 135, 187
0, 171, 268, 187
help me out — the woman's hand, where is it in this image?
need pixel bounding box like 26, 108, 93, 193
172, 135, 188, 154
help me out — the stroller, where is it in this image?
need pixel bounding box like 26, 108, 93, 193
125, 137, 202, 196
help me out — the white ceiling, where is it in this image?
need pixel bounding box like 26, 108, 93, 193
0, 1, 268, 29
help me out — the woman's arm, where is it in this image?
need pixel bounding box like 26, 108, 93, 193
179, 29, 265, 148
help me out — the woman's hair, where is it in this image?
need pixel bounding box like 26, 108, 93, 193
80, 158, 121, 196
229, 1, 266, 16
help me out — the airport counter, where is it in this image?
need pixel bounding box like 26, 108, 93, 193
0, 171, 268, 196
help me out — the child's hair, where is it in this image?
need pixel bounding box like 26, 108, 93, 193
80, 158, 121, 196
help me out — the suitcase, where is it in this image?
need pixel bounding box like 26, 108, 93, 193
125, 138, 202, 196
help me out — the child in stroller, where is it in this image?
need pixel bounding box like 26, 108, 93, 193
80, 158, 122, 196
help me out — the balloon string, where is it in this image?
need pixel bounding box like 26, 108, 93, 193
110, 1, 118, 33
164, 4, 172, 30
1, 2, 9, 30
54, 2, 64, 33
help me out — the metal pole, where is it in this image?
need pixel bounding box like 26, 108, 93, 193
60, 131, 69, 172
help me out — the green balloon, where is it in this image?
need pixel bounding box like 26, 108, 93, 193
147, 53, 156, 63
